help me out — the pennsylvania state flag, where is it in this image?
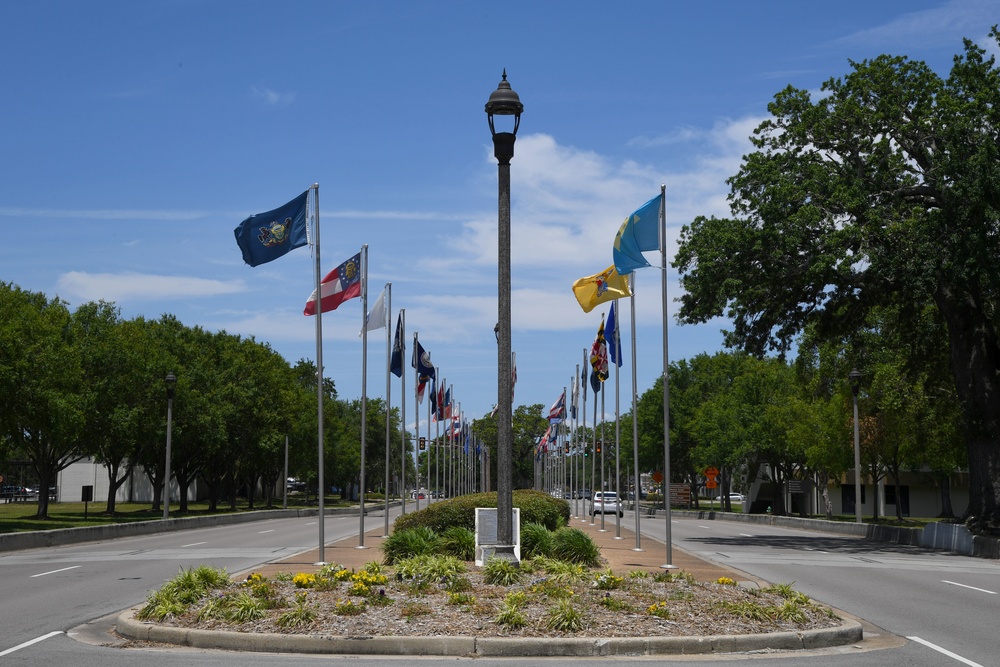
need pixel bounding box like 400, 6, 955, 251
234, 190, 309, 267
571, 265, 631, 313
613, 193, 663, 274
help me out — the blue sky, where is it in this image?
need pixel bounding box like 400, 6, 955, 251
3, 1, 999, 431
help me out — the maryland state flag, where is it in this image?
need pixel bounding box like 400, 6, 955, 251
234, 190, 309, 267
590, 316, 608, 386
571, 265, 631, 313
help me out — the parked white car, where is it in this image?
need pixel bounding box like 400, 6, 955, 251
590, 491, 623, 517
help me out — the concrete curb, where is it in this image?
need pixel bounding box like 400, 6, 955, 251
116, 607, 862, 657
664, 509, 1000, 559
0, 504, 389, 553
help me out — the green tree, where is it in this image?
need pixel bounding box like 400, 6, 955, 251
0, 284, 86, 518
674, 31, 1000, 532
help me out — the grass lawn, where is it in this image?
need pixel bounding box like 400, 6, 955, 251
0, 495, 349, 534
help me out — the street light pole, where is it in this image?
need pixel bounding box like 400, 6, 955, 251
163, 371, 176, 520
486, 70, 522, 564
850, 369, 863, 524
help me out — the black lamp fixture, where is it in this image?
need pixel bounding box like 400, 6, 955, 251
165, 371, 177, 400
485, 69, 523, 142
849, 368, 862, 397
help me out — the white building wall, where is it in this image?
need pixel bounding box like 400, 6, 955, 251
57, 460, 197, 503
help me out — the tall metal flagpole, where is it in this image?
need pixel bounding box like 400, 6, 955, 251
658, 183, 676, 569
383, 283, 392, 538
630, 273, 643, 550
573, 364, 583, 517
581, 348, 588, 524
400, 309, 407, 516
613, 301, 622, 539
413, 332, 421, 512
600, 378, 606, 532
358, 244, 369, 549
311, 183, 326, 565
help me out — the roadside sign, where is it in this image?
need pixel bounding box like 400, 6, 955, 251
705, 479, 718, 489
704, 467, 719, 478
652, 471, 664, 483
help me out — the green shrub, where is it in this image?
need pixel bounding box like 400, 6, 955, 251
551, 527, 601, 566
520, 522, 555, 558
482, 556, 523, 586
381, 526, 439, 564
392, 553, 467, 581
439, 526, 475, 561
393, 489, 570, 534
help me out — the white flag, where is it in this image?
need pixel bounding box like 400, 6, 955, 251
359, 288, 387, 336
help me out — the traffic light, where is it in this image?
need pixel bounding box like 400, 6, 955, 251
564, 442, 570, 454
596, 440, 602, 455
419, 436, 426, 451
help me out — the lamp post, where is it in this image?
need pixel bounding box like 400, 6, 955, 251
163, 371, 177, 520
849, 369, 862, 524
486, 70, 522, 564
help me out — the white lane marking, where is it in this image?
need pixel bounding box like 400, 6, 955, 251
739, 533, 753, 537
698, 525, 712, 530
30, 565, 80, 578
907, 636, 983, 666
0, 631, 64, 657
258, 529, 275, 534
182, 541, 207, 548
942, 580, 997, 595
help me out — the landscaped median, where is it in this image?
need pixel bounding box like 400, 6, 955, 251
115, 605, 862, 657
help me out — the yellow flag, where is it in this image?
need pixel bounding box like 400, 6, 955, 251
571, 265, 631, 313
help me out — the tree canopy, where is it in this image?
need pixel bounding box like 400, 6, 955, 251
674, 29, 1000, 532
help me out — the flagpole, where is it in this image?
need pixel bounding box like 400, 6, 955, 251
581, 348, 588, 523
600, 376, 606, 532
400, 310, 407, 516
577, 366, 582, 517
310, 184, 327, 565
591, 371, 597, 527
358, 244, 369, 549
383, 282, 392, 538
613, 301, 622, 540
413, 332, 421, 512
658, 183, 675, 569
630, 273, 643, 551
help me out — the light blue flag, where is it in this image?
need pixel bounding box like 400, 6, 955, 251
612, 193, 663, 274
606, 301, 623, 367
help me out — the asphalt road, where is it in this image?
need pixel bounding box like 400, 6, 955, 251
1, 506, 998, 666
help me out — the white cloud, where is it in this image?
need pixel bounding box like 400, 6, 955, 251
832, 0, 1000, 51
252, 86, 295, 106
56, 272, 245, 303
0, 207, 206, 221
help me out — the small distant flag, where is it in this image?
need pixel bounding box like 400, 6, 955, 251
389, 314, 404, 378
234, 190, 309, 267
359, 287, 387, 336
548, 390, 566, 423
571, 265, 631, 313
590, 316, 608, 385
606, 301, 623, 368
412, 341, 435, 402
303, 252, 362, 316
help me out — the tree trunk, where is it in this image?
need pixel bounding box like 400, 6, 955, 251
936, 286, 1000, 535
938, 473, 955, 519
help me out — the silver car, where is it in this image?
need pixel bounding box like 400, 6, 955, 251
590, 491, 623, 517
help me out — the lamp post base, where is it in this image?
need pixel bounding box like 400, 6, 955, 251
490, 545, 519, 566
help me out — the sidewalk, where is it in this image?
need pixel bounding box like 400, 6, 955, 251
247, 506, 760, 585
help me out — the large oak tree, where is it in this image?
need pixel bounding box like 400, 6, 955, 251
674, 30, 1000, 533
